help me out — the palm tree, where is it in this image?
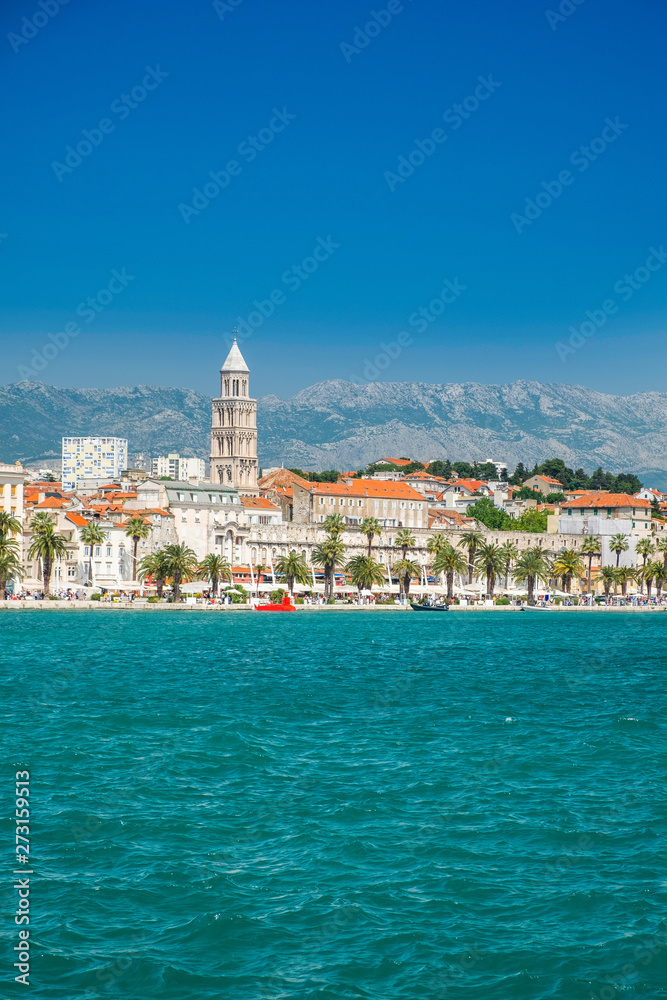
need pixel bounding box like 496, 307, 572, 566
552, 549, 584, 594
581, 537, 601, 593
474, 541, 505, 598
512, 546, 551, 602
27, 513, 67, 596
275, 551, 311, 594
124, 516, 150, 581
609, 533, 629, 568
433, 543, 468, 600
345, 554, 386, 593
598, 565, 616, 600
636, 537, 653, 568
655, 561, 667, 599
199, 553, 232, 597
359, 517, 382, 557
0, 511, 23, 537
164, 542, 199, 602
614, 566, 635, 597
656, 538, 667, 571
639, 559, 662, 600
80, 522, 107, 586
498, 540, 518, 590
427, 534, 449, 587
395, 529, 416, 559
0, 535, 22, 596
138, 549, 170, 598
393, 557, 421, 598
458, 530, 485, 584
312, 537, 346, 599
323, 514, 346, 538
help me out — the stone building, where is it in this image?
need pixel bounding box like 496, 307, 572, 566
209, 339, 258, 495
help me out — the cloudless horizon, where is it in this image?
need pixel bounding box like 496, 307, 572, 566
2, 0, 666, 399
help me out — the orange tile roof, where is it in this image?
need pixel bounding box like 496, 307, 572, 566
561, 492, 651, 509
34, 497, 70, 508
403, 471, 449, 482
240, 496, 280, 510
380, 457, 412, 466
533, 475, 563, 486
451, 479, 487, 492
257, 468, 310, 489
65, 512, 88, 526
306, 479, 424, 501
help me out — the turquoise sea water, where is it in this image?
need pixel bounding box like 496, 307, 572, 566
2, 609, 667, 999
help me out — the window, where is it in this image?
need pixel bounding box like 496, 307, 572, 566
84, 546, 90, 556
106, 547, 112, 557
94, 547, 101, 556
319, 498, 325, 506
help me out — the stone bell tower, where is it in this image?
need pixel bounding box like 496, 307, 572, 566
210, 336, 258, 495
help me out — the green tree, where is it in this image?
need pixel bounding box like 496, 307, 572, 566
393, 557, 421, 598
359, 517, 382, 557
635, 538, 654, 593
512, 546, 551, 602
199, 553, 232, 597
426, 460, 453, 479
80, 522, 107, 586
458, 530, 485, 584
498, 540, 518, 589
466, 497, 512, 530
345, 554, 386, 593
655, 538, 667, 571
275, 551, 311, 593
0, 511, 23, 537
426, 533, 449, 586
609, 533, 629, 567
0, 535, 22, 595
513, 508, 548, 533
432, 543, 468, 600
323, 514, 346, 537
164, 542, 199, 602
614, 566, 635, 597
124, 515, 150, 581
474, 541, 505, 597
138, 549, 170, 598
552, 549, 584, 594
598, 565, 616, 599
452, 461, 474, 479
312, 537, 346, 598
580, 537, 601, 593
27, 513, 68, 596
395, 529, 416, 558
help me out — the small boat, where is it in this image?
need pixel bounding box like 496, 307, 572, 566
410, 602, 449, 612
253, 593, 295, 612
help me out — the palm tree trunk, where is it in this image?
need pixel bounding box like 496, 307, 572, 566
447, 571, 453, 600
133, 537, 138, 581
528, 575, 535, 602
157, 578, 164, 599
367, 536, 372, 557
43, 555, 53, 596
212, 575, 219, 598
173, 570, 181, 602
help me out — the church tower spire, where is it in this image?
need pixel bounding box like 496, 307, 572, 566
210, 334, 258, 495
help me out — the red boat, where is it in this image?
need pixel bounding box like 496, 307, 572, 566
253, 593, 295, 612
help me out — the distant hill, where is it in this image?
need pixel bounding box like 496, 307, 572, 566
2, 379, 666, 487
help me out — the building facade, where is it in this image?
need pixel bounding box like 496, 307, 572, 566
62, 437, 128, 491
292, 479, 428, 529
210, 339, 258, 495
151, 453, 207, 481
0, 461, 25, 528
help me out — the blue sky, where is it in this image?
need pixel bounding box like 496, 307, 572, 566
1, 0, 666, 398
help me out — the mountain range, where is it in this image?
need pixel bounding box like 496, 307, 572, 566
1, 379, 666, 486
